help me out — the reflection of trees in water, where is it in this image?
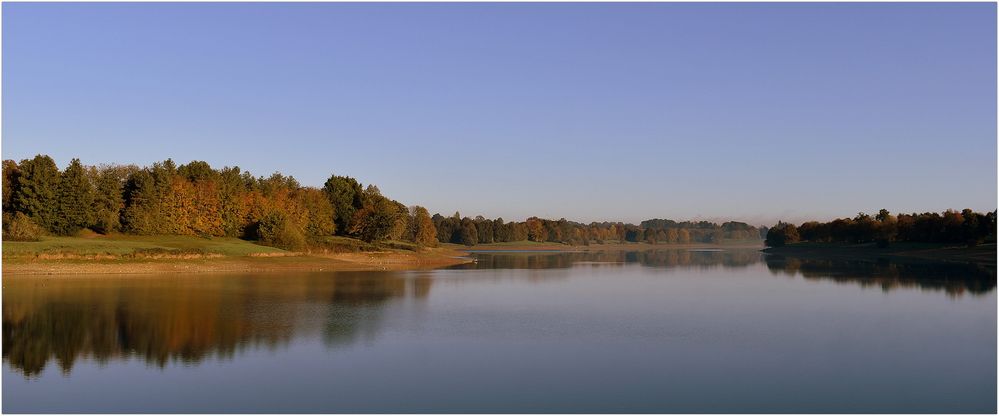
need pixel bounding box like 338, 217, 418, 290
459, 249, 763, 270
321, 276, 432, 346
633, 249, 760, 269
461, 250, 997, 298
764, 255, 997, 296
3, 273, 430, 377
8, 253, 994, 378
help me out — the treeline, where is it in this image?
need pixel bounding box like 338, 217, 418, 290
1, 155, 761, 249
1, 155, 437, 249
765, 209, 997, 248
430, 215, 762, 246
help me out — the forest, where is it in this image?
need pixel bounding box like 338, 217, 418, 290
1, 155, 762, 250
764, 209, 997, 248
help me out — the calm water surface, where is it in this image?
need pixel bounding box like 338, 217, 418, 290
4, 249, 996, 413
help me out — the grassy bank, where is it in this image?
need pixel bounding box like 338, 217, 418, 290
3, 234, 772, 275
3, 234, 288, 258
762, 242, 997, 266
3, 234, 470, 275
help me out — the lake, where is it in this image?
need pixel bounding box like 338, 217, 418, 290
3, 249, 996, 413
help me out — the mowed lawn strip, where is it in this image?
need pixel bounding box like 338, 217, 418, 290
3, 234, 288, 258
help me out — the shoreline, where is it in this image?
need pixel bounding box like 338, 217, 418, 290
451, 241, 765, 251
13, 240, 991, 275
2, 240, 766, 275
762, 242, 997, 267
3, 246, 473, 276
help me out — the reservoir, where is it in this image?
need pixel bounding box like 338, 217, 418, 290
4, 249, 995, 413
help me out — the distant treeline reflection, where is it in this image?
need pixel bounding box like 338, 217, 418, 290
764, 255, 996, 296
6, 252, 995, 378
458, 249, 763, 270
3, 273, 431, 377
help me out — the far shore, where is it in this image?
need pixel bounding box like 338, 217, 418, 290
762, 242, 997, 266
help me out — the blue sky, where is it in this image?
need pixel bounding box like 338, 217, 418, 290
3, 3, 996, 225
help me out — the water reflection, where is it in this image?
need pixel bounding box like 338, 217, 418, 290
4, 250, 995, 380
458, 248, 762, 270
459, 249, 996, 296
3, 273, 430, 377
764, 255, 997, 296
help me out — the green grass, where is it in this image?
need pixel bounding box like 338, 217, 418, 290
306, 235, 380, 253
3, 234, 431, 261
381, 240, 420, 251
306, 236, 423, 253
2, 234, 287, 258
453, 240, 560, 247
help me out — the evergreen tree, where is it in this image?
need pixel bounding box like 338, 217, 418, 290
323, 174, 363, 234
12, 155, 61, 232
218, 166, 251, 237
52, 159, 96, 235
91, 166, 126, 234
432, 213, 454, 243
458, 218, 479, 246
2, 160, 20, 213
493, 217, 507, 242
122, 170, 161, 234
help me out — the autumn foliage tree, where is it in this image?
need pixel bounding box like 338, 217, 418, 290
9, 156, 985, 254
765, 221, 799, 247
411, 206, 437, 247
350, 186, 402, 243
10, 156, 456, 247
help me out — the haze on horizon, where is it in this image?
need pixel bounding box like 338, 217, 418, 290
2, 2, 996, 226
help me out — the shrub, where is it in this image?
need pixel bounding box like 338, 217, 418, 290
257, 211, 306, 251
2, 212, 44, 241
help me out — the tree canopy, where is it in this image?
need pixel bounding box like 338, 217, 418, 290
11, 155, 987, 253
766, 209, 997, 248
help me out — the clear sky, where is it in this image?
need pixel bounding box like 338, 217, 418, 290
3, 2, 996, 225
